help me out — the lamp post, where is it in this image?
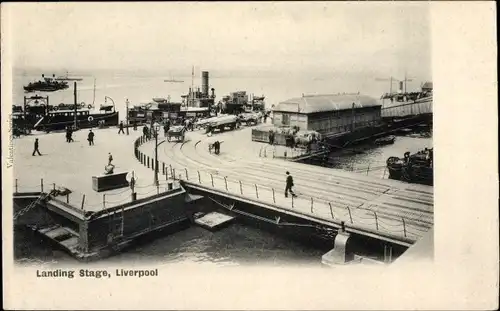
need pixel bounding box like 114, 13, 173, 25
153, 122, 160, 186
126, 98, 130, 135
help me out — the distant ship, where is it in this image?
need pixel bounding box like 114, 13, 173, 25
55, 71, 83, 81
164, 78, 184, 83
23, 74, 69, 92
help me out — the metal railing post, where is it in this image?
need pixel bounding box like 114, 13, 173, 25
162, 163, 165, 175
402, 217, 407, 237
366, 163, 370, 175
347, 206, 353, 223
185, 168, 189, 180
272, 188, 275, 203
81, 194, 85, 209
224, 177, 228, 191
173, 169, 176, 180
373, 211, 378, 230
255, 184, 259, 198
329, 202, 334, 219
103, 194, 106, 210
169, 164, 173, 177
40, 178, 44, 192
291, 194, 294, 208
15, 179, 18, 193
239, 181, 243, 194
165, 168, 169, 180
66, 193, 69, 204
197, 171, 201, 183
147, 156, 150, 168
210, 174, 214, 187
310, 197, 313, 213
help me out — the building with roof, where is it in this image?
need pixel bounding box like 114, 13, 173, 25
271, 93, 382, 136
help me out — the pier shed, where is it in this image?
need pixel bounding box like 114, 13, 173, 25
272, 94, 381, 136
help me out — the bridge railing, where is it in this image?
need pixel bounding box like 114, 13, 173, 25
381, 98, 433, 118
134, 139, 431, 242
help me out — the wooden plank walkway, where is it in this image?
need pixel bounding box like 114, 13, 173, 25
138, 127, 433, 244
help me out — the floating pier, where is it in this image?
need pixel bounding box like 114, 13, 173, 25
194, 212, 235, 231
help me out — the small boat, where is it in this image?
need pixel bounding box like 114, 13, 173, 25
386, 148, 433, 186
24, 74, 69, 92
374, 135, 396, 145
55, 71, 83, 81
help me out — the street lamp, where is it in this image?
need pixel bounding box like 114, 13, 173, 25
153, 122, 160, 186
125, 98, 130, 135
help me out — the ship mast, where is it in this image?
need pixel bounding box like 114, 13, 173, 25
92, 77, 96, 106
73, 82, 77, 129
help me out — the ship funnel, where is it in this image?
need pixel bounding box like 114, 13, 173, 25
202, 71, 209, 97
398, 81, 404, 94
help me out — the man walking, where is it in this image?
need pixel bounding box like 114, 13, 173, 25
32, 138, 42, 156
118, 121, 125, 134
87, 129, 95, 146
285, 171, 297, 198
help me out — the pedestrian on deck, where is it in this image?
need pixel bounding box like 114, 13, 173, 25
263, 112, 268, 124
268, 130, 275, 145
284, 171, 297, 198
143, 125, 149, 140
65, 127, 70, 143
133, 121, 137, 131
88, 129, 95, 146
108, 152, 113, 165
214, 141, 221, 155
118, 121, 125, 134
32, 138, 42, 156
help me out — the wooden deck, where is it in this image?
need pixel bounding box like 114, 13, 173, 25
138, 127, 433, 245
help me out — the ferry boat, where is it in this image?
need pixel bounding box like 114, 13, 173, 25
33, 107, 119, 132
23, 74, 69, 92
386, 148, 433, 186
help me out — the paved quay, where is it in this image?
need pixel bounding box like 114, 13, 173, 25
138, 127, 434, 244
13, 128, 177, 212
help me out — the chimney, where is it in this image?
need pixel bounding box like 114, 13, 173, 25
201, 71, 209, 97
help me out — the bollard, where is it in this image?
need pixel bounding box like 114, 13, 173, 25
329, 202, 334, 219
15, 179, 18, 193
239, 181, 243, 194
255, 184, 259, 198
402, 217, 407, 237
81, 194, 85, 209
272, 188, 275, 203
373, 211, 378, 230
197, 171, 201, 183
210, 174, 214, 187
185, 168, 189, 180
310, 197, 313, 213
224, 177, 228, 191
40, 178, 44, 192
347, 206, 353, 223
66, 193, 69, 204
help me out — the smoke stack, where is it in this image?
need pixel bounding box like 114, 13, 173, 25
398, 81, 404, 94
202, 71, 209, 97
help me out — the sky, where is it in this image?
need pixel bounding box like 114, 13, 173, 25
4, 2, 431, 80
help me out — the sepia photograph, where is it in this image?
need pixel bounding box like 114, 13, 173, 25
2, 2, 497, 310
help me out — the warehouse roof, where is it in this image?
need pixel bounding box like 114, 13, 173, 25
273, 93, 380, 114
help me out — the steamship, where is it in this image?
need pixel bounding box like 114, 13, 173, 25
129, 70, 215, 124
23, 74, 69, 92
31, 83, 119, 132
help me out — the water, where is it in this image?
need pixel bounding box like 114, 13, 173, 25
12, 69, 432, 265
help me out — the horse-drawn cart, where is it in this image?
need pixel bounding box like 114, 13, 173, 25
167, 125, 186, 142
